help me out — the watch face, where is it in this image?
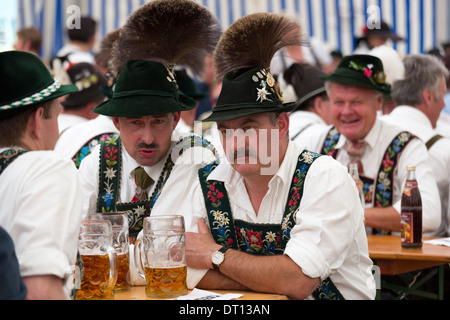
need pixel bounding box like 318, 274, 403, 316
212, 252, 224, 265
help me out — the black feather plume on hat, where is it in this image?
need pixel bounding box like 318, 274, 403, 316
110, 0, 221, 78
213, 13, 304, 81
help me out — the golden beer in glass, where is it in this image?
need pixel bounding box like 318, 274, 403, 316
76, 220, 118, 300
115, 253, 130, 292
90, 213, 130, 292
76, 254, 115, 300
135, 215, 187, 298
145, 266, 187, 298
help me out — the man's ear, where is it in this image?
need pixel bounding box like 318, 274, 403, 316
173, 112, 181, 129
422, 89, 433, 108
277, 112, 290, 140
28, 107, 45, 140
112, 117, 121, 131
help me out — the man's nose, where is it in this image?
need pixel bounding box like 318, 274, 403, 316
141, 127, 155, 145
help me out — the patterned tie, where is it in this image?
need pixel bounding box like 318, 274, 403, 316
345, 140, 365, 175
132, 167, 153, 202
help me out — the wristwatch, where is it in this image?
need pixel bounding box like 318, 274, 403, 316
211, 246, 229, 270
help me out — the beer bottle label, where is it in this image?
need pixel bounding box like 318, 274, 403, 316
401, 212, 413, 243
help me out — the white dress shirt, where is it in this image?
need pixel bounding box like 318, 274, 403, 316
289, 111, 328, 143
0, 149, 83, 299
55, 115, 119, 161
58, 113, 87, 134
170, 141, 375, 300
56, 44, 95, 67
300, 118, 441, 235
382, 106, 450, 237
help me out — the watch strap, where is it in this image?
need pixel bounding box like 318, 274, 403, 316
212, 246, 229, 270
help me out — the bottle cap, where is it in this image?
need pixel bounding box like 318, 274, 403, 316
407, 165, 416, 171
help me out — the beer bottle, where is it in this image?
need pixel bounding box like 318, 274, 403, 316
400, 166, 422, 249
349, 162, 365, 209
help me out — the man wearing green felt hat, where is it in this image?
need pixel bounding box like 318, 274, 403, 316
0, 51, 84, 299
76, 0, 221, 286
180, 13, 375, 300
301, 54, 441, 238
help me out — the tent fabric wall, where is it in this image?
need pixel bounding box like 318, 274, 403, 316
17, 0, 447, 63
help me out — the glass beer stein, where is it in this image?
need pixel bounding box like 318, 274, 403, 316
135, 215, 188, 298
96, 213, 130, 292
76, 220, 118, 300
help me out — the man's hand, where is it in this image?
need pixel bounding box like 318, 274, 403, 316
185, 219, 221, 269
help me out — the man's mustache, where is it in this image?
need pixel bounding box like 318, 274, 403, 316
137, 142, 160, 150
230, 148, 258, 162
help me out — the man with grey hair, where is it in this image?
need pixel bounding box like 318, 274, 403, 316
301, 54, 441, 237
383, 54, 450, 238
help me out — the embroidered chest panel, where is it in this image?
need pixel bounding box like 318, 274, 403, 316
199, 151, 345, 300
199, 150, 320, 255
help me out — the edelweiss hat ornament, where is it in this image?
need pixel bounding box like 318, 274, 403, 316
97, 0, 221, 117
0, 51, 78, 118
204, 13, 303, 122
320, 54, 392, 95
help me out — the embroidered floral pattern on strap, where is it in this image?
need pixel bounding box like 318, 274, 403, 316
72, 133, 118, 169
321, 127, 340, 158
198, 150, 345, 300
371, 131, 417, 235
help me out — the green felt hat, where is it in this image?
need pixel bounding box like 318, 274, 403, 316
320, 54, 392, 95
203, 67, 298, 122
94, 60, 197, 117
0, 51, 78, 118
175, 70, 208, 101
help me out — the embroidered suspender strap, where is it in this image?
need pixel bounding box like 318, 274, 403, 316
198, 161, 239, 249
426, 134, 443, 150
199, 151, 345, 300
373, 132, 417, 208
320, 127, 341, 159
0, 149, 29, 176
97, 135, 122, 213
72, 133, 119, 169
372, 131, 417, 235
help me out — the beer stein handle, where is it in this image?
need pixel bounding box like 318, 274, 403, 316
107, 246, 118, 291
134, 239, 146, 279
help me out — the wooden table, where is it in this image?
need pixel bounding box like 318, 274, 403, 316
115, 286, 288, 300
367, 235, 450, 299
367, 235, 450, 275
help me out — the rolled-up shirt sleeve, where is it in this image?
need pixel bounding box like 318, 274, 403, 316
284, 156, 363, 281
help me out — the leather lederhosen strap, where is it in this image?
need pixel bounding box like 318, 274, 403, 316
426, 134, 443, 150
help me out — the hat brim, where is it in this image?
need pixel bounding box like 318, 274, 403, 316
202, 101, 298, 122
186, 92, 209, 100
296, 87, 327, 110
319, 74, 391, 95
0, 84, 78, 118
94, 92, 197, 117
